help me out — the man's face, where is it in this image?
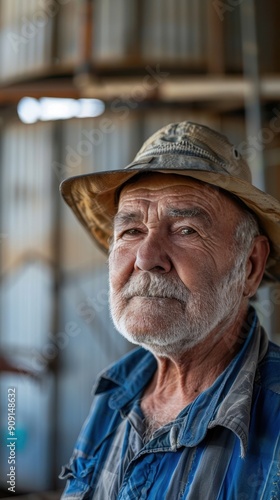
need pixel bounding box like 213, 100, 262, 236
109, 174, 249, 356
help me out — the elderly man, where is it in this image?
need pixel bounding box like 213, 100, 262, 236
60, 122, 280, 499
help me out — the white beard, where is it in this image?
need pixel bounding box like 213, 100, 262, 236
109, 257, 247, 357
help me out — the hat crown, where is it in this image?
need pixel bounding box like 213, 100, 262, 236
132, 121, 252, 183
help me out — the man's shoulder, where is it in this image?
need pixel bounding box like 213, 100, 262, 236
257, 340, 280, 395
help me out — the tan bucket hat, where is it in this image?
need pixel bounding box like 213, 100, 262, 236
60, 121, 280, 282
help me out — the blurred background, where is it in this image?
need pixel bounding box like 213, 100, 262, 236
0, 0, 280, 497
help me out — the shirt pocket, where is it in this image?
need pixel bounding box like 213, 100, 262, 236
59, 457, 98, 499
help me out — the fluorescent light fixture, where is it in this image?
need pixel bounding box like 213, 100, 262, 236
17, 97, 105, 124
17, 97, 41, 124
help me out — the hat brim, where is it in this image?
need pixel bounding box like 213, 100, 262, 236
60, 162, 280, 283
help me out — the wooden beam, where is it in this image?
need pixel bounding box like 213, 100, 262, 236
1, 75, 280, 107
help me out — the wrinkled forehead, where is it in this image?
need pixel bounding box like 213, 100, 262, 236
118, 172, 226, 206
119, 172, 250, 209
117, 172, 254, 223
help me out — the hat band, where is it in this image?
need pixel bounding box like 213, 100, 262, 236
125, 154, 229, 175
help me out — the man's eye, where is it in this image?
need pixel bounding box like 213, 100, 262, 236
180, 227, 196, 235
121, 228, 141, 237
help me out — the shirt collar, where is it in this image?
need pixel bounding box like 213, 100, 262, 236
208, 311, 268, 457
177, 308, 268, 456
93, 347, 157, 409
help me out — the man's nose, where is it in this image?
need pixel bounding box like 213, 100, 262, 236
134, 232, 172, 273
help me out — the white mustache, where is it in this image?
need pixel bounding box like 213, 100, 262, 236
122, 273, 189, 303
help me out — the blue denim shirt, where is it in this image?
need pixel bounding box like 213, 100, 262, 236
60, 309, 280, 499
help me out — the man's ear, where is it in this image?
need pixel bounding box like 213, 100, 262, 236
243, 236, 270, 297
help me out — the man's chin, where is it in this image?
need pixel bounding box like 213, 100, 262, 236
114, 314, 173, 339
117, 329, 199, 357
113, 318, 202, 356
115, 298, 185, 326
